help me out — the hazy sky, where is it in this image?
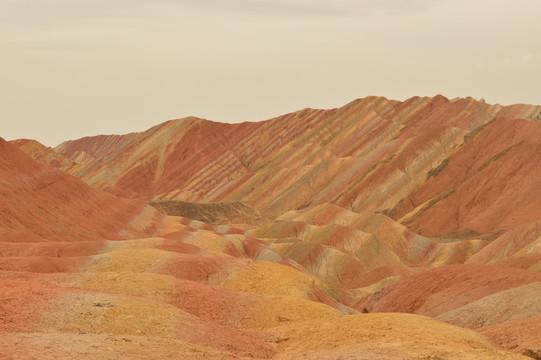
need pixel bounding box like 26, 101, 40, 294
1, 0, 540, 146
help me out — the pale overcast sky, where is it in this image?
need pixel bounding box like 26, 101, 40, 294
1, 0, 540, 146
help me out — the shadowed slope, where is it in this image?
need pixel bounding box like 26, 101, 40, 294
149, 200, 262, 225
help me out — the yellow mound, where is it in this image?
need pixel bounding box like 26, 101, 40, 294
85, 248, 170, 273
237, 295, 341, 330
77, 272, 173, 301
0, 333, 243, 360
216, 260, 315, 299
44, 292, 187, 337
272, 313, 529, 359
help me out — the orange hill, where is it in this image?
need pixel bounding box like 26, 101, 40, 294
37, 96, 540, 237
5, 95, 541, 359
0, 137, 172, 242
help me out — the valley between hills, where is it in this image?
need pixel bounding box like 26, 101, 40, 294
1, 95, 541, 359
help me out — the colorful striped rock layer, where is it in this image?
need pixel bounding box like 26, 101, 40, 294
4, 95, 541, 359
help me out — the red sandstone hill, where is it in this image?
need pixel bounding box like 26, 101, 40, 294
4, 95, 541, 359
17, 96, 539, 271
8, 139, 73, 169
0, 137, 170, 242
31, 96, 540, 238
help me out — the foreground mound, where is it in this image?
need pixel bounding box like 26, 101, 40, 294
0, 236, 529, 360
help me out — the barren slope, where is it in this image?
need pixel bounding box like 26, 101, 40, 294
0, 138, 175, 242
5, 95, 541, 359
47, 96, 541, 236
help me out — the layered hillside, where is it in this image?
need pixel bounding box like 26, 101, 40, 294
43, 96, 540, 235
8, 139, 73, 170
5, 95, 541, 359
2, 138, 528, 359
32, 95, 541, 273
0, 138, 175, 242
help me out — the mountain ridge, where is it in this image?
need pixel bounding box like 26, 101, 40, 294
4, 95, 541, 359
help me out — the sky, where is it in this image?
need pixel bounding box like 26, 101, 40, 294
1, 0, 540, 146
